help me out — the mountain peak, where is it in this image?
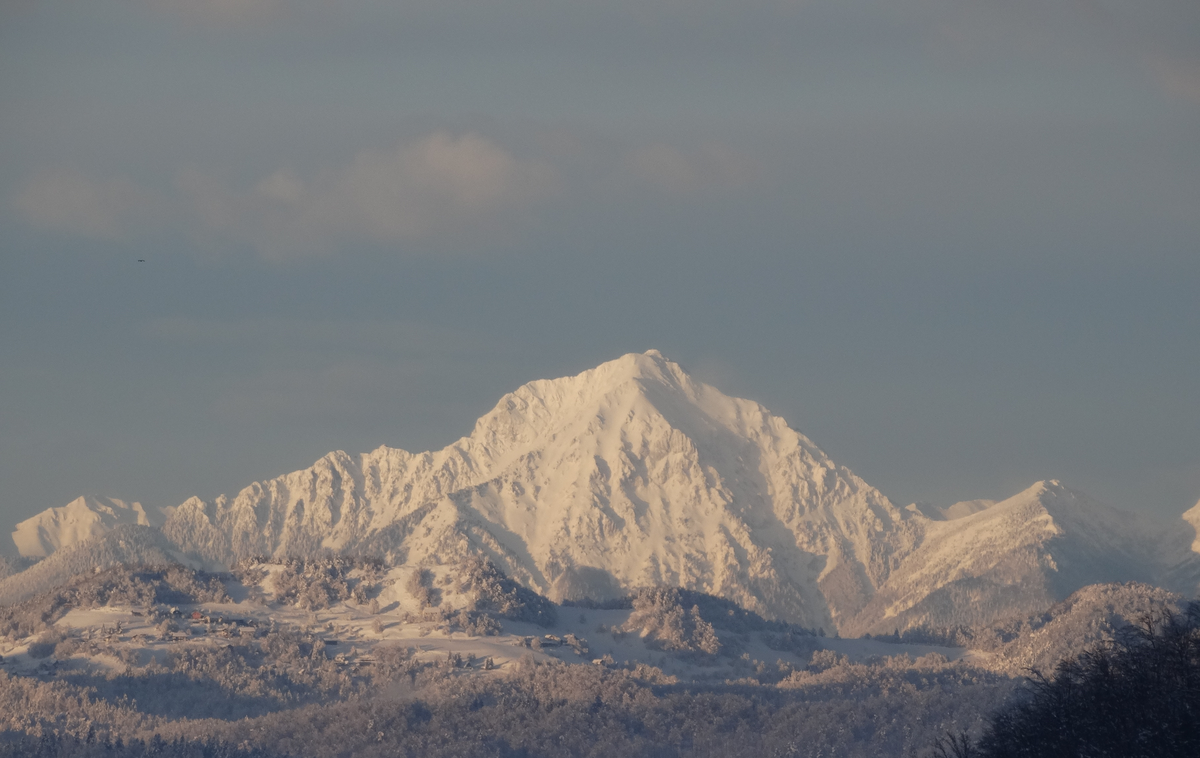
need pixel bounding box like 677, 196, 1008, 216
464, 350, 715, 455
1004, 480, 1141, 532
145, 349, 921, 629
1028, 479, 1067, 497
1013, 480, 1094, 511
550, 349, 683, 391
583, 348, 678, 386
638, 345, 667, 364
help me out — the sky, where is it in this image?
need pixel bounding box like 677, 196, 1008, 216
1, 0, 1198, 548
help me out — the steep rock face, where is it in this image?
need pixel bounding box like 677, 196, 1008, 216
11, 496, 171, 559
162, 350, 923, 630
843, 481, 1168, 636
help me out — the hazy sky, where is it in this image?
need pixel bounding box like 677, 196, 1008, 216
2, 0, 1198, 546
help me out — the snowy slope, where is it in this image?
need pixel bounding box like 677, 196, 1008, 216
981, 582, 1183, 675
1184, 499, 1200, 553
908, 499, 996, 521
161, 351, 922, 630
1161, 498, 1200, 595
0, 524, 206, 606
11, 495, 172, 559
843, 481, 1169, 635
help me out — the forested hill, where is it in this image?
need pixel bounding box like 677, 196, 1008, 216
0, 556, 1188, 757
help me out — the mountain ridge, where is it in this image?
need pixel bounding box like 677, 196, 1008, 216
843, 480, 1177, 635
12, 495, 172, 559
8, 350, 1196, 632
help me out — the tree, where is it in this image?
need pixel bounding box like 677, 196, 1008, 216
947, 600, 1200, 758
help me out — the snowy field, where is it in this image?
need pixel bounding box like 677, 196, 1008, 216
0, 562, 968, 684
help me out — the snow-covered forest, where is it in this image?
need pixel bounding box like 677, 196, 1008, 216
1, 559, 1193, 757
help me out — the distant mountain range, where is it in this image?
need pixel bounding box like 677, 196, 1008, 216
12, 495, 171, 558
7, 350, 1198, 632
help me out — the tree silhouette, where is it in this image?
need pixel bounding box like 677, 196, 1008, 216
944, 600, 1200, 757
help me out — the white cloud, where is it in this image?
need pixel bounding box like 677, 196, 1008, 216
14, 169, 148, 240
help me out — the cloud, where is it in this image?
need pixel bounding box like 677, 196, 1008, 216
173, 168, 241, 235
15, 131, 773, 260
181, 131, 556, 259
11, 132, 557, 259
14, 169, 149, 240
620, 143, 759, 195
301, 131, 554, 240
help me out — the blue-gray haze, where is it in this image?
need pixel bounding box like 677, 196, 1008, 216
1, 0, 1198, 545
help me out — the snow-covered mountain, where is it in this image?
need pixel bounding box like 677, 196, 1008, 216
11, 495, 171, 559
7, 351, 1195, 632
1184, 498, 1200, 553
844, 481, 1173, 636
0, 524, 205, 606
160, 350, 921, 631
1163, 498, 1200, 596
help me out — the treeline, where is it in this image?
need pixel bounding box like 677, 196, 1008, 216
185, 655, 1010, 758
0, 555, 34, 582
236, 555, 384, 611
0, 526, 184, 606
0, 647, 1017, 758
455, 555, 557, 626
0, 732, 280, 758
566, 587, 811, 635
619, 586, 723, 654
0, 629, 372, 732
24, 560, 1195, 756
0, 632, 1014, 756
0, 565, 229, 640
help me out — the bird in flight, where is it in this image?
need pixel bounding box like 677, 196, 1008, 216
137, 259, 145, 263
